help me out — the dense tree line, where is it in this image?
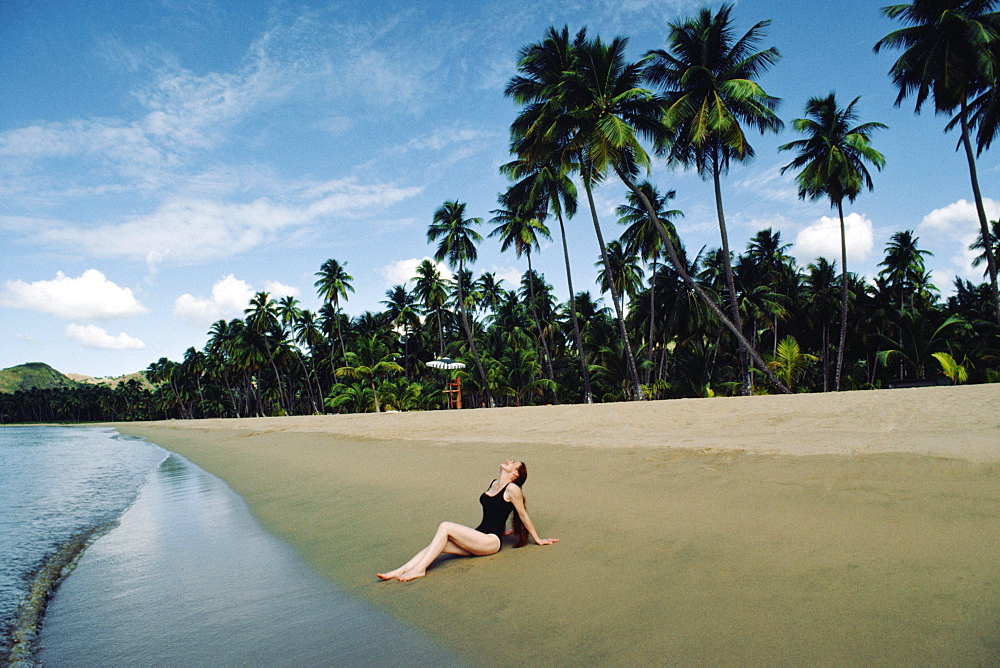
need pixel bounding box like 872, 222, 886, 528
3, 1, 998, 423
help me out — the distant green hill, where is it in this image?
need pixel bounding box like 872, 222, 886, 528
0, 363, 80, 393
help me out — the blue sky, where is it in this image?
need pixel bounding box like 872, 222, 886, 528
2, 0, 998, 378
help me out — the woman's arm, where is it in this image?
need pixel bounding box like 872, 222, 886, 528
506, 484, 558, 546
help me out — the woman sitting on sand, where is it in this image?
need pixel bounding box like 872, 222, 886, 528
377, 460, 558, 582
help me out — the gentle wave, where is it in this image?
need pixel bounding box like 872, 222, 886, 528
0, 426, 166, 664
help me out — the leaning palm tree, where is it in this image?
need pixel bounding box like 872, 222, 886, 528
314, 259, 354, 362
779, 93, 887, 391
427, 200, 495, 407
644, 4, 784, 394
875, 0, 1000, 326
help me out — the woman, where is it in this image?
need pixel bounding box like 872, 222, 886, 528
377, 460, 558, 582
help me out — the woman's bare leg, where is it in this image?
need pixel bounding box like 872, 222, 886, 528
377, 522, 500, 581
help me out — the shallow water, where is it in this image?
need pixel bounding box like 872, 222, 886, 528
0, 426, 165, 663
37, 449, 458, 666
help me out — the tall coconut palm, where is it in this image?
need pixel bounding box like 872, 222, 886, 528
489, 196, 558, 401
501, 155, 593, 402
427, 200, 495, 407
644, 4, 783, 394
779, 93, 887, 391
504, 26, 593, 402
506, 29, 656, 399
875, 0, 1000, 326
245, 291, 290, 414
804, 258, 842, 391
314, 259, 354, 362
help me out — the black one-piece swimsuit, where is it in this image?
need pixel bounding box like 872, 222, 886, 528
474, 480, 514, 545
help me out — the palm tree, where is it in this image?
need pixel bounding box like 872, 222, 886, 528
875, 0, 1000, 326
504, 27, 593, 402
960, 36, 1000, 154
595, 240, 644, 316
489, 196, 558, 401
427, 200, 495, 407
413, 259, 450, 357
879, 230, 935, 312
245, 291, 290, 414
501, 156, 592, 402
644, 4, 784, 394
334, 335, 404, 413
292, 309, 325, 412
971, 219, 1000, 277
381, 284, 421, 378
314, 259, 354, 362
617, 181, 683, 365
506, 29, 655, 399
804, 258, 842, 391
779, 93, 887, 390
767, 336, 818, 392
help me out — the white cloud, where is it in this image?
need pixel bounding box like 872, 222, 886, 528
31, 180, 422, 266
918, 198, 1000, 233
793, 213, 875, 265
378, 257, 453, 286
0, 269, 147, 320
918, 198, 1000, 281
65, 324, 146, 350
736, 164, 800, 203
173, 274, 255, 327
403, 127, 490, 152
263, 281, 299, 298
490, 265, 522, 287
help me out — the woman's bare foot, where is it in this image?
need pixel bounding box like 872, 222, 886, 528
376, 567, 405, 580
396, 568, 426, 582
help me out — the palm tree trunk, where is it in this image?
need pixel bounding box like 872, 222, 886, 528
959, 99, 1000, 328
711, 157, 750, 395
616, 166, 792, 394
583, 176, 644, 401
436, 308, 445, 357
457, 262, 495, 408
835, 199, 849, 391
555, 210, 593, 403
647, 259, 657, 385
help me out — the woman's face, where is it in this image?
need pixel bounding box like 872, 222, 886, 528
502, 459, 522, 476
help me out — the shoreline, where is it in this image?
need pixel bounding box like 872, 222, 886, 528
114, 385, 1000, 665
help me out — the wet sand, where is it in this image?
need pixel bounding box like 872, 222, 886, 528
115, 384, 1000, 665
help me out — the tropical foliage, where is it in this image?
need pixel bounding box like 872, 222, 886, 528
3, 4, 998, 423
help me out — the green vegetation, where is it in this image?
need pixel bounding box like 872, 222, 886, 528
2, 1, 998, 423
0, 363, 78, 394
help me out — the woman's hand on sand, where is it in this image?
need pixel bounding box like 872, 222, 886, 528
535, 537, 559, 546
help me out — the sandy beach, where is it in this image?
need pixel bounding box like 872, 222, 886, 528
115, 384, 1000, 665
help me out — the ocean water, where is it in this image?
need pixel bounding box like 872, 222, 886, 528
0, 426, 165, 663
0, 426, 458, 666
